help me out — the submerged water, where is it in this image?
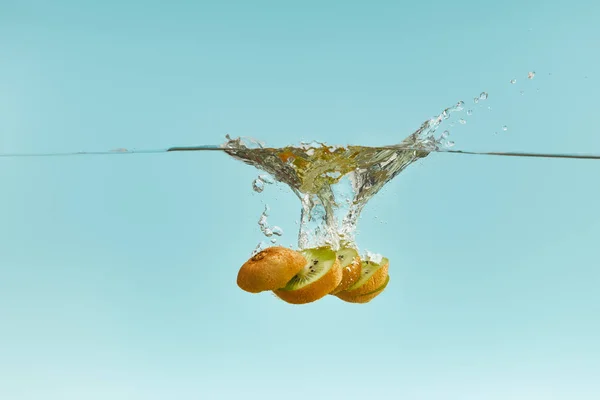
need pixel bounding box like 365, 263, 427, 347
223, 99, 474, 252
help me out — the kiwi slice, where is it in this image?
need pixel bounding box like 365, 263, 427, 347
237, 246, 306, 293
329, 247, 362, 295
335, 257, 389, 302
339, 275, 390, 304
273, 247, 342, 304
359, 275, 390, 297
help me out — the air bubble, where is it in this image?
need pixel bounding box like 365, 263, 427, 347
479, 92, 488, 100
259, 174, 275, 184
441, 130, 450, 138
467, 110, 473, 115
527, 71, 535, 79
459, 119, 466, 124
252, 174, 275, 193
473, 97, 479, 104
510, 79, 517, 84
252, 241, 268, 256
252, 178, 265, 193
502, 125, 508, 131
446, 141, 455, 147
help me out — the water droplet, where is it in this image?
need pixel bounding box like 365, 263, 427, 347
502, 125, 508, 131
446, 141, 455, 148
456, 100, 465, 110
441, 130, 450, 138
479, 92, 489, 100
527, 71, 535, 79
467, 110, 473, 116
270, 238, 277, 243
252, 178, 265, 193
459, 119, 466, 124
271, 226, 284, 236
510, 79, 517, 84
473, 97, 479, 104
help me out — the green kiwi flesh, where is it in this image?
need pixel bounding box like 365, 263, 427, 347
346, 257, 389, 291
279, 247, 337, 291
337, 247, 359, 268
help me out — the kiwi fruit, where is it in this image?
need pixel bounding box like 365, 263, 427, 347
335, 257, 389, 302
329, 247, 362, 295
337, 275, 390, 303
237, 246, 306, 293
274, 247, 342, 304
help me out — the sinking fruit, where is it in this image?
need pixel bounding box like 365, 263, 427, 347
237, 246, 306, 293
335, 258, 389, 303
330, 247, 362, 295
274, 247, 342, 304
336, 275, 390, 303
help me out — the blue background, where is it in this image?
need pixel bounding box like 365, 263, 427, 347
1, 1, 599, 399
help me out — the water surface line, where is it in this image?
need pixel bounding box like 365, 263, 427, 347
0, 145, 599, 160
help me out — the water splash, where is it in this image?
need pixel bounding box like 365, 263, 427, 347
252, 241, 269, 256
252, 174, 275, 193
223, 97, 481, 251
257, 205, 284, 239
364, 250, 384, 264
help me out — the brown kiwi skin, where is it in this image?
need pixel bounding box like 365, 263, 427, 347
273, 258, 343, 305
329, 254, 362, 295
237, 247, 306, 293
334, 260, 389, 302
337, 275, 390, 304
